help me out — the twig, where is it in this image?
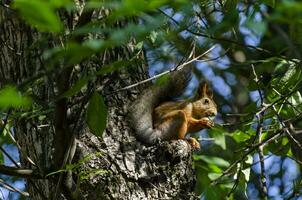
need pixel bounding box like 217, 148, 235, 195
0, 110, 11, 137
198, 137, 214, 141
109, 45, 217, 93
0, 146, 19, 167
272, 88, 302, 118
225, 113, 250, 117
227, 162, 242, 197
5, 127, 36, 166
0, 178, 29, 197
252, 64, 267, 199
0, 38, 21, 56
272, 89, 302, 150
272, 105, 302, 152
287, 153, 302, 167
0, 111, 20, 168
257, 133, 267, 197
0, 164, 42, 178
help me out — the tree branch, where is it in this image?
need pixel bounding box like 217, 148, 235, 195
0, 164, 42, 179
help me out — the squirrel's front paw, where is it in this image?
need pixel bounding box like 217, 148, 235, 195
200, 118, 214, 128
187, 137, 200, 150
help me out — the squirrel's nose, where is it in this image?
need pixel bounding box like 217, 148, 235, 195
208, 110, 217, 116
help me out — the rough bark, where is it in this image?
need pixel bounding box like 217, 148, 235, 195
0, 3, 198, 200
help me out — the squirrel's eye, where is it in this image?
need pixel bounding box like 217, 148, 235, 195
204, 99, 209, 105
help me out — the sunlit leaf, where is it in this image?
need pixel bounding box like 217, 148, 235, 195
289, 91, 302, 106
0, 86, 31, 108
242, 155, 252, 181
210, 130, 226, 150
194, 155, 230, 168
13, 0, 63, 33
208, 173, 221, 180
232, 130, 251, 143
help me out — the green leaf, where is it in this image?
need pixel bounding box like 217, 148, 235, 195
232, 130, 251, 143
13, 0, 63, 33
280, 62, 297, 84
236, 174, 248, 199
86, 92, 107, 137
149, 31, 158, 43
65, 43, 96, 65
43, 42, 96, 66
244, 18, 267, 36
0, 123, 14, 145
61, 76, 90, 98
155, 74, 170, 86
134, 42, 144, 52
83, 40, 106, 51
214, 134, 226, 150
208, 173, 222, 181
0, 86, 32, 108
204, 186, 226, 200
46, 169, 67, 177
49, 0, 71, 8
78, 168, 108, 180
289, 91, 302, 106
194, 155, 230, 168
210, 129, 226, 150
107, 0, 170, 22
242, 155, 252, 181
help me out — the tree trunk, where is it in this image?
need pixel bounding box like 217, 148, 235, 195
0, 3, 198, 200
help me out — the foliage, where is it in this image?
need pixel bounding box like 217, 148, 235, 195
46, 152, 108, 181
1, 0, 302, 199
86, 92, 107, 137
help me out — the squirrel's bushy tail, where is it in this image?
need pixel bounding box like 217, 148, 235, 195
128, 67, 192, 144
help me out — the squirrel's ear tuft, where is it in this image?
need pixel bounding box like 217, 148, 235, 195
207, 88, 213, 98
198, 81, 213, 98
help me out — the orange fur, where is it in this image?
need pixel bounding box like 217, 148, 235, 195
153, 82, 217, 149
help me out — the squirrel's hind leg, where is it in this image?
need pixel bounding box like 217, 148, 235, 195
155, 110, 200, 149
155, 110, 188, 140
